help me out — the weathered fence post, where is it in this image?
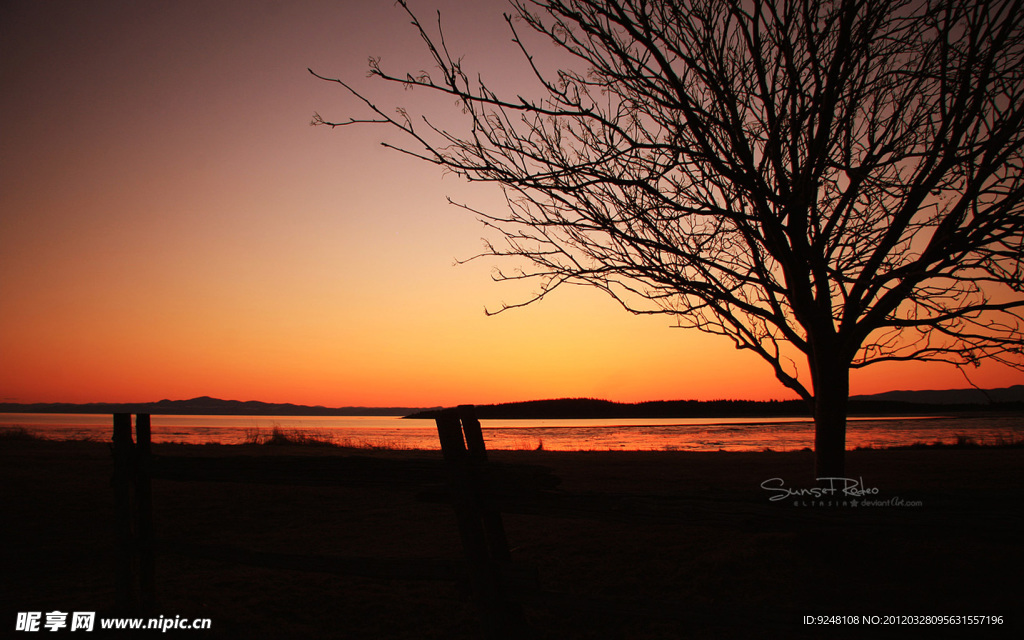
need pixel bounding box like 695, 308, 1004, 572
112, 413, 135, 612
458, 404, 488, 460
112, 413, 156, 612
436, 406, 529, 639
458, 405, 513, 566
134, 414, 155, 610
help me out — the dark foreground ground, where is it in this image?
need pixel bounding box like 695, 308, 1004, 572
1, 440, 1021, 639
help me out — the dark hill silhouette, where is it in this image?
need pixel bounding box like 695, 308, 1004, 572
850, 384, 1024, 405
2, 387, 1020, 418
406, 398, 809, 420
0, 396, 433, 416
406, 388, 1024, 420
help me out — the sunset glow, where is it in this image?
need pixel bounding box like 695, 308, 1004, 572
2, 0, 1020, 408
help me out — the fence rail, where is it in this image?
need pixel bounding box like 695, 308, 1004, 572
109, 408, 790, 637
109, 408, 555, 638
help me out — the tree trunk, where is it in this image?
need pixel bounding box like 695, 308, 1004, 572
812, 361, 850, 479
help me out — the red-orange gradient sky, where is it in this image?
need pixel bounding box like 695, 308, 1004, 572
1, 0, 1020, 407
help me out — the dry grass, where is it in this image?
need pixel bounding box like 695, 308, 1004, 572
0, 426, 36, 441
856, 433, 1024, 450
240, 425, 409, 450
0, 426, 98, 443
2, 440, 1021, 639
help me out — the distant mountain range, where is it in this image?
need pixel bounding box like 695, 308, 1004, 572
1, 386, 1021, 418
0, 396, 432, 417
850, 385, 1024, 405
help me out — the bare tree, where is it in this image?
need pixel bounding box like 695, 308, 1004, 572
312, 0, 1024, 476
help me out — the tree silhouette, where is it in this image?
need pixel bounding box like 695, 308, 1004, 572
312, 0, 1024, 476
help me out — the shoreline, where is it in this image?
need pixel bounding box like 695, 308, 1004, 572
3, 422, 1023, 452
3, 410, 1022, 453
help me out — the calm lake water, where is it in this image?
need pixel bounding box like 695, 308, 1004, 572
1, 413, 1022, 451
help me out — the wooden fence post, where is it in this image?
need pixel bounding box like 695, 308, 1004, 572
458, 405, 512, 565
112, 413, 135, 612
437, 407, 529, 639
134, 414, 155, 610
458, 404, 488, 460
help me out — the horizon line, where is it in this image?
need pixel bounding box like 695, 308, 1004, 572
2, 385, 1021, 411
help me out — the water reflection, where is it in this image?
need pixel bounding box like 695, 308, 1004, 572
1, 414, 1021, 451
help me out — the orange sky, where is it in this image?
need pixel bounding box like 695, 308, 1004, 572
1, 0, 1020, 408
